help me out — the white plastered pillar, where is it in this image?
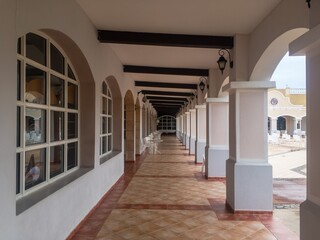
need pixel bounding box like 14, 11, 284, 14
290, 20, 320, 239
182, 114, 187, 145
225, 81, 275, 212
271, 117, 278, 133
195, 105, 206, 163
189, 109, 196, 155
180, 115, 184, 143
185, 112, 191, 150
205, 98, 229, 178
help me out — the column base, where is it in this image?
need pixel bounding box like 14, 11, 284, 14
300, 200, 320, 240
226, 159, 273, 212
206, 146, 229, 178
190, 137, 196, 154
195, 140, 206, 163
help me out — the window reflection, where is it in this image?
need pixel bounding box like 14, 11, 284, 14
68, 82, 78, 109
50, 145, 64, 178
26, 65, 46, 104
25, 108, 46, 145
25, 149, 46, 190
51, 111, 64, 142
50, 44, 65, 74
26, 33, 46, 66
51, 75, 64, 107
67, 65, 76, 80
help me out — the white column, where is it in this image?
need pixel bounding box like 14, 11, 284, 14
195, 105, 206, 163
189, 109, 196, 155
205, 98, 229, 178
290, 20, 320, 239
182, 114, 186, 145
185, 112, 191, 150
176, 117, 180, 138
225, 81, 275, 212
271, 117, 278, 133
180, 115, 184, 143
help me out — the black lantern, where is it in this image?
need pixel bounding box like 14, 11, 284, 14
217, 49, 233, 74
199, 76, 208, 93
306, 0, 311, 8
142, 94, 147, 103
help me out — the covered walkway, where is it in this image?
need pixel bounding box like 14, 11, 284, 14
69, 135, 298, 240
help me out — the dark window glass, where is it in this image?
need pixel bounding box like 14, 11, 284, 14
16, 153, 21, 194
67, 65, 76, 80
68, 113, 78, 139
108, 117, 112, 134
108, 135, 112, 152
51, 111, 64, 142
67, 142, 77, 170
102, 82, 108, 95
25, 108, 46, 146
17, 60, 21, 101
101, 136, 107, 155
25, 149, 46, 190
50, 44, 65, 74
50, 145, 64, 178
102, 97, 108, 114
51, 75, 64, 107
17, 107, 20, 147
101, 117, 107, 134
68, 82, 78, 109
26, 33, 46, 66
108, 99, 112, 115
26, 65, 46, 104
17, 38, 21, 54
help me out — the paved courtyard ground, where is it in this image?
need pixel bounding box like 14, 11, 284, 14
269, 138, 306, 236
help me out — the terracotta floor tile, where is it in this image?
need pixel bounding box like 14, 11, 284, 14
69, 135, 303, 240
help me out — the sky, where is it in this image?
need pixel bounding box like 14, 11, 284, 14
270, 52, 306, 89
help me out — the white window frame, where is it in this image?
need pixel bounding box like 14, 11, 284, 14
100, 81, 113, 157
16, 32, 80, 197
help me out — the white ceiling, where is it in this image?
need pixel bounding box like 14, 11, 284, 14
76, 0, 281, 115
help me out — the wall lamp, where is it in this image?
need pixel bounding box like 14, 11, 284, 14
199, 76, 208, 93
138, 91, 147, 103
306, 0, 311, 8
217, 48, 233, 75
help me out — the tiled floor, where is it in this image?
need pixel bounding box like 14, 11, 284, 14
69, 134, 301, 240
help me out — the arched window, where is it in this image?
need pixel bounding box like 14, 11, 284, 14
16, 32, 79, 196
157, 115, 176, 133
100, 81, 113, 156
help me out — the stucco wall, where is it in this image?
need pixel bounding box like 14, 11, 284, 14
0, 0, 135, 239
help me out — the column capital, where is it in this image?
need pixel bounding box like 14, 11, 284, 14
195, 104, 206, 109
223, 81, 275, 92
290, 23, 320, 56
206, 97, 229, 103
190, 109, 196, 113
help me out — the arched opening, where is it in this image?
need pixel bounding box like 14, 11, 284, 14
259, 30, 308, 235
105, 76, 122, 153
124, 90, 135, 161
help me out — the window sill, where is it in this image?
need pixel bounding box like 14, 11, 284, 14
16, 167, 92, 215
100, 150, 121, 165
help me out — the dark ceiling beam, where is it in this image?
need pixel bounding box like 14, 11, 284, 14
98, 30, 234, 49
141, 90, 194, 97
124, 65, 208, 77
135, 81, 197, 89
146, 96, 189, 102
